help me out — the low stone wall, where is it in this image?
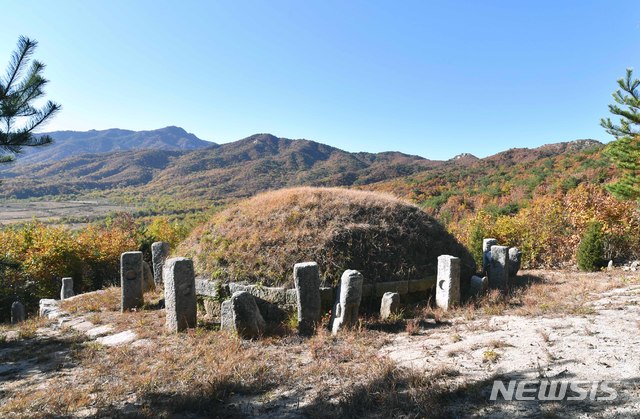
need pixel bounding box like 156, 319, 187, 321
195, 276, 436, 317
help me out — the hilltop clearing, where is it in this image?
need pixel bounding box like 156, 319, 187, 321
1, 270, 638, 417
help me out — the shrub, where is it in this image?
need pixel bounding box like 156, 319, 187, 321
576, 222, 605, 272
0, 216, 145, 321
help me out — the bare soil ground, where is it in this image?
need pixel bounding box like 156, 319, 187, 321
1, 270, 639, 418
0, 200, 133, 226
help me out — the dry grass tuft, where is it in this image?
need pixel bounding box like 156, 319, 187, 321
487, 339, 512, 349
482, 349, 500, 363
60, 287, 121, 313
405, 319, 421, 335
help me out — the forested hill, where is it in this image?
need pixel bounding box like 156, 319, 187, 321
364, 139, 608, 223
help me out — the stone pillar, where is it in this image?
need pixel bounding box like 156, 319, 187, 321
221, 291, 266, 339
11, 301, 25, 324
331, 270, 363, 335
508, 247, 522, 280
164, 257, 197, 333
294, 262, 321, 336
436, 255, 460, 310
380, 292, 400, 320
151, 241, 170, 287
489, 245, 510, 291
483, 238, 498, 274
121, 251, 144, 312
60, 277, 74, 300
142, 261, 155, 293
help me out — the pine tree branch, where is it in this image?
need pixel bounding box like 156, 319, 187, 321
3, 36, 37, 95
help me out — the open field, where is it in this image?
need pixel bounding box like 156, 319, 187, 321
0, 200, 134, 226
1, 270, 639, 417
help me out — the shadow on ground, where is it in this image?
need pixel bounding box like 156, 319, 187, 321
0, 333, 84, 383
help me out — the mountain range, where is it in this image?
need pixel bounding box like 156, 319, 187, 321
5, 126, 213, 167
0, 127, 609, 219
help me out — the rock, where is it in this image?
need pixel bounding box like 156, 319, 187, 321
97, 330, 137, 346
489, 246, 510, 291
60, 277, 75, 300
196, 278, 228, 299
164, 257, 197, 333
469, 275, 488, 296
482, 238, 498, 273
220, 299, 233, 330
11, 301, 25, 324
220, 291, 266, 339
86, 325, 114, 338
331, 270, 364, 335
436, 255, 461, 310
142, 261, 155, 293
294, 262, 321, 336
39, 299, 63, 319
607, 260, 614, 271
285, 288, 298, 305
508, 247, 522, 279
121, 251, 144, 312
151, 241, 170, 287
380, 292, 400, 320
203, 298, 220, 319
375, 281, 409, 296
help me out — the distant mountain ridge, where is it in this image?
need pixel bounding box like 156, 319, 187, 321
0, 132, 438, 200
4, 126, 214, 167
0, 129, 607, 215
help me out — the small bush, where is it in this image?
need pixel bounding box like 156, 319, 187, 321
577, 222, 604, 272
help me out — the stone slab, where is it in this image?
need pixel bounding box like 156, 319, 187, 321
97, 330, 137, 346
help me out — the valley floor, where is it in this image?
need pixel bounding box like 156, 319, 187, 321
1, 270, 639, 418
0, 199, 133, 226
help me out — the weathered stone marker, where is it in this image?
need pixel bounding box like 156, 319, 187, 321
294, 262, 321, 336
436, 255, 460, 310
508, 247, 522, 280
221, 291, 266, 339
121, 251, 144, 312
489, 245, 510, 291
331, 270, 364, 335
11, 301, 25, 324
483, 238, 498, 273
151, 241, 170, 287
164, 257, 197, 333
380, 292, 400, 320
60, 277, 74, 300
142, 261, 155, 293
469, 275, 488, 296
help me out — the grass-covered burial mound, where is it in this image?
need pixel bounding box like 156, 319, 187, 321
178, 187, 475, 287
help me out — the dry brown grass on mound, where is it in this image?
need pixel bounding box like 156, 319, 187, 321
178, 187, 475, 287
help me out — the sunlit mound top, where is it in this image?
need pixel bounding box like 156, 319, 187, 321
178, 187, 475, 287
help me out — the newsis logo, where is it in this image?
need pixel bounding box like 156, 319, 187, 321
490, 380, 618, 402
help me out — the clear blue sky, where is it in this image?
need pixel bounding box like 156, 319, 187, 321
2, 1, 639, 160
